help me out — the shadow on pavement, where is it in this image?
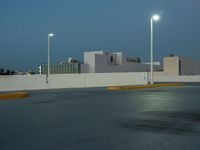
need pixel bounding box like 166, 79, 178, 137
116, 111, 200, 135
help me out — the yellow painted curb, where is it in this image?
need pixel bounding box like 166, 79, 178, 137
108, 83, 184, 90
0, 92, 29, 100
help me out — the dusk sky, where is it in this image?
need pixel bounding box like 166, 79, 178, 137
0, 0, 200, 71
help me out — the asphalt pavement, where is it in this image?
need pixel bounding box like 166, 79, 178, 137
1, 85, 200, 150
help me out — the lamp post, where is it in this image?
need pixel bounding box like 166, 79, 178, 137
47, 33, 54, 82
150, 15, 160, 84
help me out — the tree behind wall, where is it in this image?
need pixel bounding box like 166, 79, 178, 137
6, 69, 10, 75
0, 68, 15, 75
0, 68, 4, 75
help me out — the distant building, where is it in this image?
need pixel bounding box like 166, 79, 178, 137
83, 51, 162, 73
39, 51, 200, 76
160, 56, 200, 75
40, 63, 80, 74
68, 58, 79, 64
39, 57, 89, 74
39, 57, 81, 74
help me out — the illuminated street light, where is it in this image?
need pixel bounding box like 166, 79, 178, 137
150, 15, 160, 84
152, 15, 160, 21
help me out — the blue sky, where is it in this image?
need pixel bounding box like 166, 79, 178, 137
0, 0, 200, 71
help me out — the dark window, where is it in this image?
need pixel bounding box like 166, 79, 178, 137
110, 56, 113, 62
179, 60, 181, 75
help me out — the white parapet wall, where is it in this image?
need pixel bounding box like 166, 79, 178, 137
154, 75, 200, 83
0, 72, 148, 92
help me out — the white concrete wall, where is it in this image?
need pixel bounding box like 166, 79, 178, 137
0, 72, 148, 92
154, 75, 200, 83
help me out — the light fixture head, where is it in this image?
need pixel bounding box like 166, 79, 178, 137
152, 15, 160, 21
48, 33, 54, 37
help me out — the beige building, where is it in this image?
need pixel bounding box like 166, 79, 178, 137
156, 56, 200, 75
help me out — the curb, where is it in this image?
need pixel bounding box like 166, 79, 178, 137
107, 83, 184, 90
0, 92, 29, 100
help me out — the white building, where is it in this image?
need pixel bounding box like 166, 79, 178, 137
83, 51, 162, 73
